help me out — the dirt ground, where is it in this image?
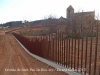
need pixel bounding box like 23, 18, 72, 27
0, 31, 68, 75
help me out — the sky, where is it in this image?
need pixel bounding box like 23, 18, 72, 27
0, 0, 100, 24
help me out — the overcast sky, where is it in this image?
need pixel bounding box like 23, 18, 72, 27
0, 0, 100, 23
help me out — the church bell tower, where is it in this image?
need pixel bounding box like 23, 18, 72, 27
67, 5, 74, 18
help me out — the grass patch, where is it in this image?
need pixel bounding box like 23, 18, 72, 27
63, 33, 83, 40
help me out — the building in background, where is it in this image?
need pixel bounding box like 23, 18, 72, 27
66, 5, 95, 20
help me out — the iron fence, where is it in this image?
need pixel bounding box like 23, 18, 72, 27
12, 20, 99, 75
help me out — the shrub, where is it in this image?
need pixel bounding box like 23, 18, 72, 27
63, 33, 83, 39
88, 32, 96, 37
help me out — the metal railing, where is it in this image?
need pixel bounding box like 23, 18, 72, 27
12, 20, 100, 75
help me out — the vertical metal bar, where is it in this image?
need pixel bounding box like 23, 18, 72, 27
60, 31, 61, 65
62, 33, 63, 66
42, 37, 44, 57
64, 38, 66, 67
38, 39, 42, 57
46, 36, 49, 59
84, 32, 88, 75
58, 30, 60, 64
66, 27, 68, 68
71, 32, 74, 69
42, 38, 45, 58
45, 36, 47, 59
77, 29, 80, 72
37, 39, 39, 56
56, 32, 57, 63
50, 34, 52, 61
68, 38, 71, 67
81, 21, 84, 73
41, 38, 43, 57
89, 21, 93, 75
53, 37, 54, 62
67, 29, 70, 68
40, 35, 43, 57
74, 36, 76, 69
93, 21, 98, 75
48, 33, 50, 60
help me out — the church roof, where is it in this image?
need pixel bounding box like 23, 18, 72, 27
67, 5, 74, 9
73, 11, 95, 17
59, 16, 66, 20
75, 11, 94, 15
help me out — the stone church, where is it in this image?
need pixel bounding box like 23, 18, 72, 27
57, 5, 98, 33
65, 5, 96, 33
66, 5, 95, 20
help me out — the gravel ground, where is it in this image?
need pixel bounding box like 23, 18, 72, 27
0, 32, 68, 75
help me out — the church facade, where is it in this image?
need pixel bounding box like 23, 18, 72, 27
66, 5, 95, 20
